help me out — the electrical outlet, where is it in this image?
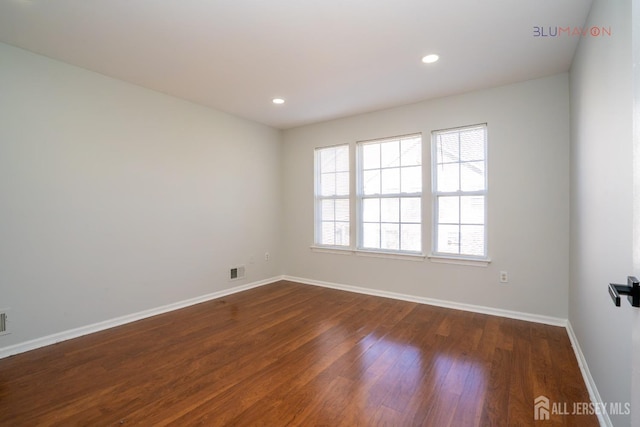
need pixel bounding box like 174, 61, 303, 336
499, 271, 509, 283
264, 252, 270, 262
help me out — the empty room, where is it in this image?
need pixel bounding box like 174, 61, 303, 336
1, 0, 638, 425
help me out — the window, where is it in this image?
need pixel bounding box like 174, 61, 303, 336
432, 124, 487, 258
314, 145, 350, 247
358, 134, 422, 253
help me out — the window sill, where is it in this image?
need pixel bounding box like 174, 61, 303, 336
428, 254, 491, 267
310, 245, 354, 255
310, 246, 425, 261
355, 250, 425, 261
309, 247, 489, 266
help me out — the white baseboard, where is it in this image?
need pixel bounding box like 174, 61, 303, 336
283, 275, 567, 327
0, 275, 567, 360
566, 321, 610, 427
0, 276, 281, 360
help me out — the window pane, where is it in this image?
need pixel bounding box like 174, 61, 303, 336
400, 197, 421, 223
336, 171, 349, 195
321, 199, 335, 221
335, 221, 350, 246
461, 225, 484, 256
315, 144, 350, 247
357, 135, 422, 254
437, 224, 460, 254
321, 149, 336, 173
363, 170, 381, 195
401, 166, 421, 193
381, 140, 400, 167
363, 223, 380, 248
381, 223, 399, 250
381, 168, 400, 194
320, 173, 335, 196
436, 163, 459, 192
362, 198, 380, 222
436, 133, 459, 163
335, 146, 349, 171
460, 196, 484, 225
322, 222, 335, 245
362, 143, 380, 170
381, 198, 399, 223
335, 199, 349, 222
401, 224, 421, 252
432, 125, 486, 257
460, 129, 485, 161
401, 137, 421, 166
438, 196, 459, 224
460, 161, 485, 191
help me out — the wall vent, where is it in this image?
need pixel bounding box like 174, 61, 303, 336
0, 311, 8, 336
229, 266, 245, 281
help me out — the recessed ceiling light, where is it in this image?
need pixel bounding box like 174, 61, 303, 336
421, 54, 439, 64
272, 98, 285, 105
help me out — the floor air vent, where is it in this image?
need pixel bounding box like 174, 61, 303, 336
0, 311, 8, 335
229, 266, 245, 281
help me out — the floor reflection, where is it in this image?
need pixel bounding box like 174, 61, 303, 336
351, 331, 487, 421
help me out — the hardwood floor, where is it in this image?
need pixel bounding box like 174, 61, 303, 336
0, 281, 598, 426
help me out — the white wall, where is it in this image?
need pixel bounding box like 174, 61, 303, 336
569, 0, 633, 425
0, 42, 282, 349
282, 74, 571, 319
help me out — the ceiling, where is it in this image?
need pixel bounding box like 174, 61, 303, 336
0, 0, 594, 129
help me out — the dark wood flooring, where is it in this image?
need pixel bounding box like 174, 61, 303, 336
0, 281, 598, 426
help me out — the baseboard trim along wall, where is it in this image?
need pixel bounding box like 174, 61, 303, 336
565, 321, 611, 427
0, 274, 571, 358
0, 276, 282, 360
282, 275, 567, 327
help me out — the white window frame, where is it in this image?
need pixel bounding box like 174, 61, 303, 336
314, 144, 351, 248
356, 134, 423, 256
431, 124, 489, 263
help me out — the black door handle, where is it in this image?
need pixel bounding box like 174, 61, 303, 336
608, 276, 640, 307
